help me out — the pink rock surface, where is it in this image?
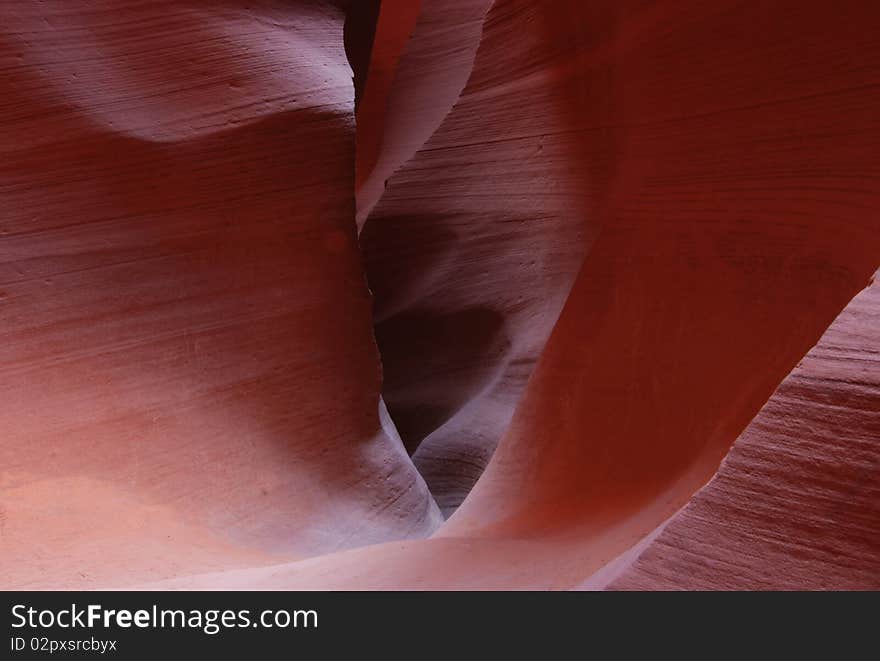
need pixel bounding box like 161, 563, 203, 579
361, 0, 589, 513
140, 0, 880, 591
0, 0, 439, 590
356, 0, 492, 226
354, 0, 421, 208
438, 0, 880, 585
2, 0, 879, 591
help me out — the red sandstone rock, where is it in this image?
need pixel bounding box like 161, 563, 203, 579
608, 276, 880, 591
0, 0, 439, 590
354, 0, 422, 210
360, 0, 588, 513
2, 0, 879, 591
356, 0, 492, 226
440, 0, 880, 584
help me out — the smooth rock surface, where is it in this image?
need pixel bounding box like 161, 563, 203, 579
142, 0, 880, 590
0, 0, 440, 590
2, 0, 879, 591
361, 0, 590, 513
609, 276, 880, 591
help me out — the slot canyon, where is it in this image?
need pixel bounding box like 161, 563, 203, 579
1, 0, 878, 590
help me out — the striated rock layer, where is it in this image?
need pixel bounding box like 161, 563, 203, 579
437, 0, 880, 583
362, 0, 880, 531
143, 0, 880, 590
0, 0, 439, 590
356, 0, 492, 226
609, 276, 880, 591
360, 0, 590, 513
2, 0, 879, 591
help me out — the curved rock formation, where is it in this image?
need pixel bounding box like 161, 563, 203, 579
361, 0, 591, 513
609, 276, 880, 591
0, 0, 439, 590
356, 0, 492, 226
2, 0, 879, 591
